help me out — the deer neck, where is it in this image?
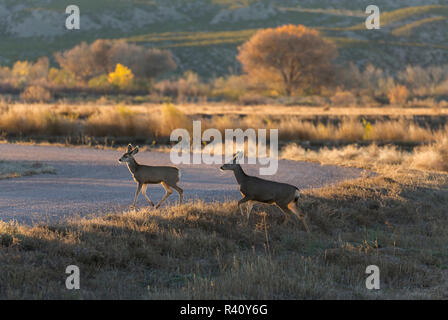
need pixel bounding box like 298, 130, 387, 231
233, 164, 247, 185
126, 158, 139, 175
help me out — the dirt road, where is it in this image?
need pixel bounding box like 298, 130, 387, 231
0, 144, 368, 224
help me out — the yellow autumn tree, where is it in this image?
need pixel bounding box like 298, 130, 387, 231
108, 63, 134, 89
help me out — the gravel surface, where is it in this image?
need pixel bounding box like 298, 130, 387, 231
0, 144, 369, 224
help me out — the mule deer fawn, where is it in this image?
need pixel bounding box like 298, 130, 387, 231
119, 144, 183, 208
220, 151, 310, 232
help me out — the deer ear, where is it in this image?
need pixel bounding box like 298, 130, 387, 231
127, 144, 133, 153
233, 151, 243, 163
131, 146, 139, 155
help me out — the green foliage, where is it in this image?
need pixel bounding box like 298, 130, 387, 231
88, 74, 111, 90
48, 68, 77, 87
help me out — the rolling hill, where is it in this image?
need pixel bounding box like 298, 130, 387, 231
0, 0, 447, 77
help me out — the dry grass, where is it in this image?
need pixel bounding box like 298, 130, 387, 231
281, 137, 448, 173
1, 166, 447, 299
1, 103, 447, 145
0, 160, 55, 180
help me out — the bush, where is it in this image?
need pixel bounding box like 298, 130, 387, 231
20, 86, 52, 103
48, 68, 77, 87
388, 85, 408, 105
238, 93, 269, 105
330, 90, 357, 106
55, 39, 176, 83
88, 74, 112, 91
108, 64, 134, 90
154, 71, 210, 101
212, 75, 250, 101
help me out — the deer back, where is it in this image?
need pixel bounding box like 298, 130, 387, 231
133, 165, 180, 185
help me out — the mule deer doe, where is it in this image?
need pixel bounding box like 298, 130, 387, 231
119, 144, 183, 208
220, 151, 310, 232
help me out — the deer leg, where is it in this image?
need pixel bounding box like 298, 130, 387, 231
276, 205, 291, 225
141, 184, 155, 207
288, 202, 311, 233
132, 182, 143, 208
246, 201, 254, 220
172, 185, 183, 205
238, 197, 250, 216
155, 182, 173, 209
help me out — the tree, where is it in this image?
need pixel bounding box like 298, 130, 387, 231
55, 39, 177, 83
107, 40, 177, 79
108, 63, 134, 89
54, 42, 100, 82
237, 24, 337, 95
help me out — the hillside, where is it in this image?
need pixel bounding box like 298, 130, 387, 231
1, 0, 448, 77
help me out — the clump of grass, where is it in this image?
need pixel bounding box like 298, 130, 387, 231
281, 136, 448, 173
411, 136, 448, 172
0, 160, 55, 179
20, 85, 53, 103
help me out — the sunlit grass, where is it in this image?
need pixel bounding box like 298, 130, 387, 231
1, 103, 448, 144
391, 16, 446, 37
341, 5, 448, 31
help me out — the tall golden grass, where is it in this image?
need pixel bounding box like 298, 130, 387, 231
281, 136, 448, 172
1, 103, 447, 144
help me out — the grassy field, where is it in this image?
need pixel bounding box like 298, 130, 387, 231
1, 102, 447, 299
2, 0, 448, 301
1, 162, 447, 299
1, 103, 448, 147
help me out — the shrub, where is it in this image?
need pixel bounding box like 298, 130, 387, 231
88, 74, 112, 91
330, 90, 357, 106
238, 93, 269, 105
48, 68, 77, 87
11, 61, 31, 87
388, 85, 408, 105
55, 39, 176, 83
154, 72, 210, 100
108, 64, 134, 90
176, 71, 209, 98
20, 85, 52, 103
212, 75, 250, 101
29, 57, 49, 82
